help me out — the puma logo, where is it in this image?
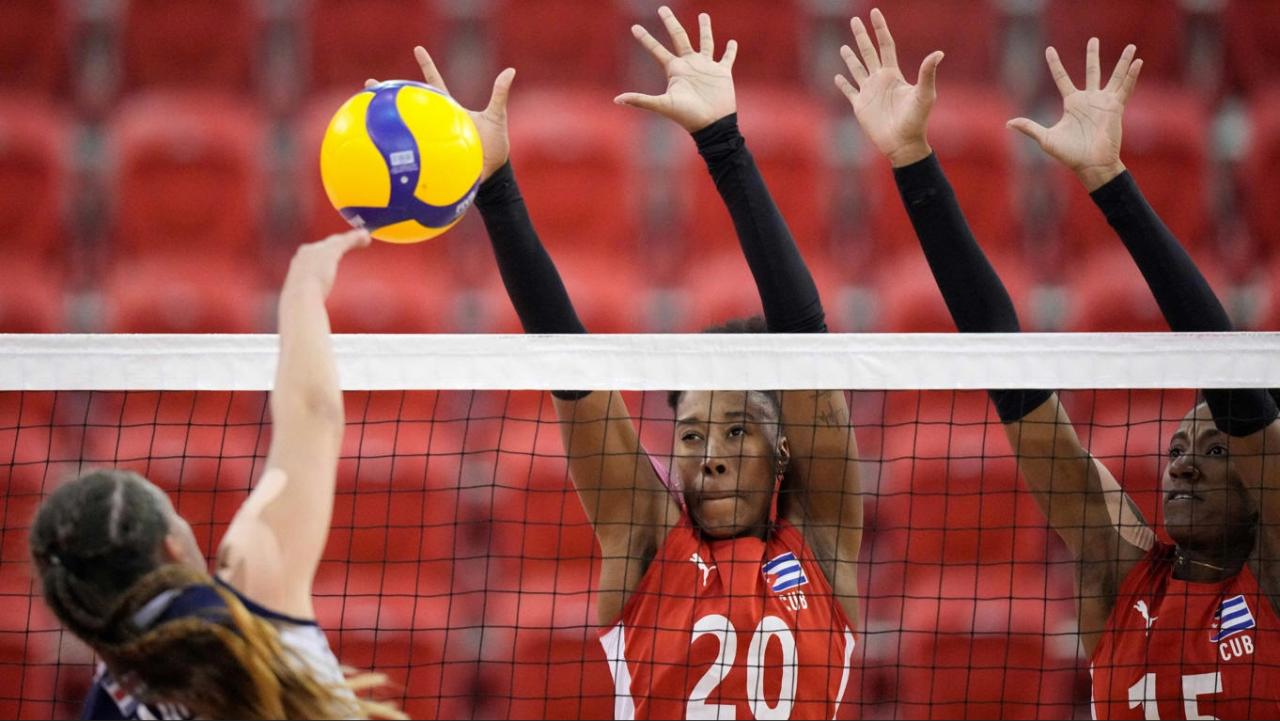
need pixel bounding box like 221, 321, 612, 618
1135, 600, 1158, 635
690, 553, 715, 587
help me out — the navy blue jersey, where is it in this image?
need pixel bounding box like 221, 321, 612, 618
79, 580, 351, 720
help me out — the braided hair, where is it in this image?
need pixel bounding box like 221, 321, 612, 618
29, 469, 389, 720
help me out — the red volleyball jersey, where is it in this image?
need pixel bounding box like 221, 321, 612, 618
598, 515, 856, 720
1091, 542, 1280, 719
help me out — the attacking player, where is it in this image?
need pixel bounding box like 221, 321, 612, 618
384, 6, 862, 718
837, 9, 1280, 718
28, 230, 398, 720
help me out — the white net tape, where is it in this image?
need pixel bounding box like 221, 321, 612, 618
3, 332, 1279, 391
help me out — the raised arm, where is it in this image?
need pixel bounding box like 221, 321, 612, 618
216, 229, 369, 619
387, 48, 675, 620
841, 10, 1151, 649
1014, 38, 1280, 598
620, 7, 863, 585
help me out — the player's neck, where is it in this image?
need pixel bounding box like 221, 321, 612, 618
1173, 543, 1248, 583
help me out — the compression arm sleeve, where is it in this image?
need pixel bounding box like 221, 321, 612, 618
893, 153, 1052, 423
1091, 171, 1277, 436
476, 162, 589, 400
475, 161, 587, 336
693, 114, 827, 333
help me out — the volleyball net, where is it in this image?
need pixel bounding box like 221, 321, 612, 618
3, 333, 1277, 720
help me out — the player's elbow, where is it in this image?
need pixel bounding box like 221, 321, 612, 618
272, 389, 346, 438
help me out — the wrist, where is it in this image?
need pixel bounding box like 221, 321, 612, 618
1076, 161, 1126, 193
886, 139, 933, 168
692, 113, 743, 162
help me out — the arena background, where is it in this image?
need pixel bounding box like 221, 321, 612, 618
3, 0, 1280, 719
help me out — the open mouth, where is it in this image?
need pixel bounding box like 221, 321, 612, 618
1167, 491, 1201, 502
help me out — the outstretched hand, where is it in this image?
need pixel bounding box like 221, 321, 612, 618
1007, 39, 1142, 191
835, 8, 943, 168
614, 6, 737, 132
287, 229, 371, 298
367, 47, 515, 183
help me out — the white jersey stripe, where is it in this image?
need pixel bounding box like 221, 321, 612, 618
832, 628, 856, 720
600, 622, 636, 721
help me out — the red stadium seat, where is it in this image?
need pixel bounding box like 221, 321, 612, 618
873, 254, 1034, 333
505, 89, 641, 256
859, 87, 1019, 265
676, 85, 834, 264
304, 0, 444, 94
1222, 0, 1280, 97
488, 627, 615, 720
1241, 90, 1280, 266
674, 249, 845, 332
339, 489, 467, 564
0, 98, 72, 271
1043, 0, 1186, 88
894, 566, 1076, 719
476, 250, 653, 333
1050, 88, 1211, 266
121, 0, 258, 92
0, 263, 66, 333
336, 419, 472, 494
493, 0, 628, 89
850, 0, 1001, 83
898, 632, 1076, 719
108, 92, 267, 263
0, 1, 70, 96
0, 393, 62, 496
101, 256, 266, 332
875, 427, 1045, 566
670, 0, 806, 83
326, 243, 459, 333
1063, 249, 1228, 333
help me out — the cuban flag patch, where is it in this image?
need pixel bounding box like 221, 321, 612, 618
762, 552, 809, 593
1212, 594, 1256, 642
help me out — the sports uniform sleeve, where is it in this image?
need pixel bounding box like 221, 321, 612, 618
893, 153, 1051, 422
475, 161, 587, 336
81, 683, 129, 721
475, 161, 588, 400
1091, 171, 1278, 435
693, 114, 826, 333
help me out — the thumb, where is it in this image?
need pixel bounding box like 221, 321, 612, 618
486, 68, 516, 118
613, 92, 666, 114
334, 228, 372, 251
1006, 117, 1049, 146
916, 51, 943, 100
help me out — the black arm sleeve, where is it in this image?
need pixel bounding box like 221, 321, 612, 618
893, 153, 1052, 423
1091, 171, 1277, 436
475, 162, 589, 400
693, 115, 826, 333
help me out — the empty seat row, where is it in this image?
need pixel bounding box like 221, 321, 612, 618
5, 82, 1280, 307
10, 0, 1280, 102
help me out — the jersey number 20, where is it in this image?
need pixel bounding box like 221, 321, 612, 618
688, 614, 796, 720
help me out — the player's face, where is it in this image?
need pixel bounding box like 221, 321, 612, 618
1162, 403, 1256, 549
673, 391, 784, 539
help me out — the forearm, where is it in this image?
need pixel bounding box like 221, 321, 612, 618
476, 161, 587, 335
272, 275, 342, 424
893, 153, 1050, 421
1092, 172, 1277, 435
694, 114, 825, 333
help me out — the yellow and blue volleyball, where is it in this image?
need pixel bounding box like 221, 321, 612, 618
320, 80, 483, 243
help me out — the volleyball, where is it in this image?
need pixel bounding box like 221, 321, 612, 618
320, 80, 483, 243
